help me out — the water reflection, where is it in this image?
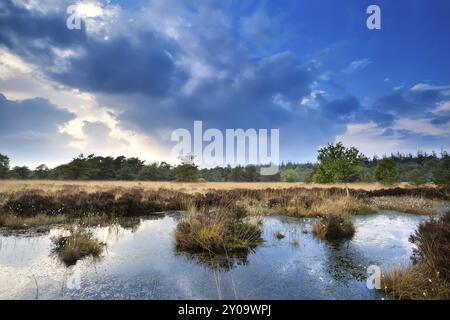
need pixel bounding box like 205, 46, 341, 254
177, 250, 252, 272
0, 212, 431, 299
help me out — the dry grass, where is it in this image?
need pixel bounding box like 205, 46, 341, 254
0, 180, 414, 194
0, 181, 447, 231
307, 195, 373, 216
382, 212, 450, 300
367, 196, 441, 215
52, 229, 105, 265
382, 265, 449, 300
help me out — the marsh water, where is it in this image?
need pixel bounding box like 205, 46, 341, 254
0, 212, 432, 300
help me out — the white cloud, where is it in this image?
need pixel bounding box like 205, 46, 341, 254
342, 58, 372, 74
12, 0, 69, 13
0, 49, 34, 79
432, 101, 450, 115
410, 83, 450, 95
393, 117, 450, 136
335, 122, 401, 156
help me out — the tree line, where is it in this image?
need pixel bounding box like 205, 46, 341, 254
0, 143, 449, 186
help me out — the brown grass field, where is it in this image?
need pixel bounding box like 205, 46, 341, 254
0, 180, 416, 194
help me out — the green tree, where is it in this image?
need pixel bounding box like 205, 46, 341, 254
375, 158, 400, 185
313, 142, 366, 196
281, 169, 298, 182
432, 157, 450, 187
0, 153, 10, 179
10, 166, 32, 179
174, 155, 199, 182
408, 168, 427, 187
34, 164, 50, 179
423, 158, 440, 180
230, 166, 245, 182
296, 164, 314, 182
138, 162, 174, 181
244, 165, 259, 182
64, 154, 89, 179
116, 166, 135, 180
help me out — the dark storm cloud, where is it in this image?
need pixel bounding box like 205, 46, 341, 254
351, 108, 395, 127
111, 51, 314, 138
0, 0, 86, 64
0, 93, 76, 164
52, 32, 189, 96
0, 0, 186, 96
373, 92, 412, 114
320, 96, 360, 120
240, 52, 312, 101
373, 87, 445, 116
0, 93, 75, 135
0, 0, 325, 143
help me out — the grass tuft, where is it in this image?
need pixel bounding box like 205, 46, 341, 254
382, 212, 450, 299
312, 214, 356, 240
52, 229, 105, 266
175, 205, 263, 253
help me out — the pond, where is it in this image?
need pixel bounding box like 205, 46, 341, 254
0, 212, 432, 300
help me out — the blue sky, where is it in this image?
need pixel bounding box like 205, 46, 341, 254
0, 0, 449, 167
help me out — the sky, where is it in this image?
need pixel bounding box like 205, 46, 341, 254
0, 0, 450, 168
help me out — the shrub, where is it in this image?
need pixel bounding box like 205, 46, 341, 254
281, 169, 298, 182
408, 168, 427, 187
375, 158, 400, 185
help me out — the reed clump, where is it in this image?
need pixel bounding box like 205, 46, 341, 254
312, 213, 356, 240
175, 205, 263, 253
52, 229, 105, 265
382, 212, 450, 299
